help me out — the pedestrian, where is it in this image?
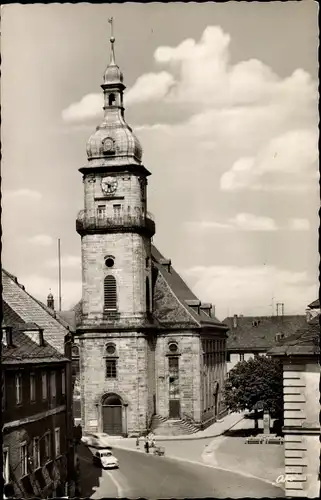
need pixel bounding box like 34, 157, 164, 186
136, 436, 140, 450
144, 436, 149, 454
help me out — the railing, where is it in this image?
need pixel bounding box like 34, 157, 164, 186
76, 209, 155, 235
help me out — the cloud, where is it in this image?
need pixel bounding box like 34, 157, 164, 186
125, 71, 175, 105
182, 264, 317, 318
230, 213, 277, 231
61, 23, 317, 199
18, 274, 81, 310
45, 255, 81, 269
185, 213, 278, 232
288, 218, 310, 231
62, 93, 103, 123
62, 72, 175, 123
3, 189, 42, 201
28, 234, 54, 246
220, 129, 318, 191
154, 27, 316, 108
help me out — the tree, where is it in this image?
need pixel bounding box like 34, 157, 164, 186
223, 356, 283, 429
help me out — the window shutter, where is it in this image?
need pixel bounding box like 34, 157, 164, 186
104, 275, 117, 311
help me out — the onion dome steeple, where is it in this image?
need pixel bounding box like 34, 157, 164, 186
47, 290, 54, 310
86, 18, 143, 167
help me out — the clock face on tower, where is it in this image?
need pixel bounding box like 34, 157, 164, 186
101, 176, 118, 195
103, 137, 114, 153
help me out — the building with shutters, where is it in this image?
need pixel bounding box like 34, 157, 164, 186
70, 30, 228, 437
1, 295, 74, 499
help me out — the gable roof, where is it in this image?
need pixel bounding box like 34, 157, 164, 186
223, 315, 307, 351
59, 246, 227, 333
307, 298, 320, 309
2, 269, 71, 354
268, 315, 320, 356
2, 301, 68, 364
151, 245, 227, 331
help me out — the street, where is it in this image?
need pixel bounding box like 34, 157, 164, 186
78, 444, 284, 498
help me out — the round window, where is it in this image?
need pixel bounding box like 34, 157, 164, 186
105, 257, 115, 268
106, 344, 116, 355
168, 343, 178, 353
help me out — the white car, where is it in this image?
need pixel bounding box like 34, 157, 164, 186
93, 450, 119, 469
82, 432, 113, 449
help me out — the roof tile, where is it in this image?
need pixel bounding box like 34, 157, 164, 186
2, 269, 70, 354
224, 315, 307, 351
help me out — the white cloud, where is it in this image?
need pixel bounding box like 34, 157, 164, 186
188, 221, 232, 230
45, 255, 81, 269
3, 188, 42, 201
185, 213, 278, 232
220, 129, 318, 191
61, 24, 317, 197
28, 234, 53, 246
62, 72, 174, 123
154, 27, 316, 108
125, 71, 175, 105
288, 218, 310, 231
230, 213, 277, 231
182, 265, 317, 318
62, 93, 103, 123
18, 274, 81, 310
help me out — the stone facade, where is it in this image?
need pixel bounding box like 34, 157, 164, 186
269, 313, 320, 498
74, 34, 228, 437
283, 361, 320, 497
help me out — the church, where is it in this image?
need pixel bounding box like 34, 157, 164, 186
72, 30, 228, 437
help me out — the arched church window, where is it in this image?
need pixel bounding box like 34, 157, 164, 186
108, 93, 116, 106
104, 275, 117, 311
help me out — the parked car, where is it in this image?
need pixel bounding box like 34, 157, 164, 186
93, 450, 119, 469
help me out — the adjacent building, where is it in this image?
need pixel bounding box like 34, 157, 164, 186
71, 33, 228, 437
269, 306, 320, 498
224, 314, 306, 372
2, 270, 76, 498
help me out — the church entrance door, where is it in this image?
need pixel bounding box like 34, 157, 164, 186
169, 399, 180, 418
102, 394, 123, 435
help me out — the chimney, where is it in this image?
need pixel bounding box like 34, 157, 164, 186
159, 258, 171, 273
200, 303, 212, 317
47, 291, 55, 310
233, 314, 238, 328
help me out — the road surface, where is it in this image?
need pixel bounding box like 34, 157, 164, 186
78, 444, 284, 498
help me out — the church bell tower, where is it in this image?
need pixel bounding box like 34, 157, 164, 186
76, 20, 156, 436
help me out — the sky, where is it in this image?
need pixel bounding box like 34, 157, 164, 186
1, 2, 319, 319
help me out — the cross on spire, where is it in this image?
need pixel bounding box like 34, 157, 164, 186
108, 17, 116, 64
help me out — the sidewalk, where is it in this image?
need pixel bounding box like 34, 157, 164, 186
104, 412, 245, 462
202, 418, 285, 488
107, 411, 245, 444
